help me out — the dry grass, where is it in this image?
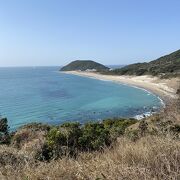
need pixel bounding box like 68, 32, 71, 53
0, 135, 180, 180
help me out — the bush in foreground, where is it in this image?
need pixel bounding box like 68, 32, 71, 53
38, 118, 137, 160
0, 118, 10, 144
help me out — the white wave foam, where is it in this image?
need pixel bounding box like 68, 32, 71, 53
134, 111, 156, 120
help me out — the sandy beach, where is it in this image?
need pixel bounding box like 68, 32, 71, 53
62, 71, 179, 103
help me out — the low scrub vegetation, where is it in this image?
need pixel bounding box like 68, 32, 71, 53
31, 118, 137, 160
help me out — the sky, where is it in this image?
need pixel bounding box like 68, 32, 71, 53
0, 0, 180, 67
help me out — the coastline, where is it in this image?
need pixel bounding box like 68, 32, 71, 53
61, 71, 179, 104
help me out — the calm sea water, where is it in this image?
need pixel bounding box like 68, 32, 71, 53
0, 67, 162, 130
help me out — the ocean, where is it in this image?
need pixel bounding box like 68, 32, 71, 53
0, 67, 162, 130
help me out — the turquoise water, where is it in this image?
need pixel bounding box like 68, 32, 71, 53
0, 67, 162, 130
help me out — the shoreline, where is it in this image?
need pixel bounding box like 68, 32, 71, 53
61, 71, 179, 105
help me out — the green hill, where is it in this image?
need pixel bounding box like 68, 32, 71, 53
108, 49, 180, 78
60, 60, 109, 71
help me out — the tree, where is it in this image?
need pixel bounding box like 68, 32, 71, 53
0, 118, 10, 144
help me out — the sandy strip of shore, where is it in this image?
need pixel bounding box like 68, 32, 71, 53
62, 71, 179, 103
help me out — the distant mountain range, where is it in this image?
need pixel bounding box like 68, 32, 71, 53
60, 60, 109, 71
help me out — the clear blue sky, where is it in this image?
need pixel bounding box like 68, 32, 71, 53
0, 0, 180, 67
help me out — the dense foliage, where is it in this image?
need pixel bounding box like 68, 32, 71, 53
37, 118, 137, 160
60, 60, 110, 71
104, 49, 180, 78
0, 118, 10, 144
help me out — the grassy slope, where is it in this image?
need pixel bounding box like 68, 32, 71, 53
21, 136, 180, 179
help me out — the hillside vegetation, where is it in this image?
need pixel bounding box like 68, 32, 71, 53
106, 49, 180, 78
0, 92, 180, 179
60, 60, 109, 71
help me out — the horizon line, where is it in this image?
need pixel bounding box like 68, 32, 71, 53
0, 64, 126, 68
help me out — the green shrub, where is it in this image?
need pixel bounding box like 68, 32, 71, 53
43, 122, 82, 159
79, 122, 110, 151
0, 118, 10, 144
38, 118, 138, 160
0, 118, 8, 133
103, 118, 138, 139
60, 122, 82, 148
